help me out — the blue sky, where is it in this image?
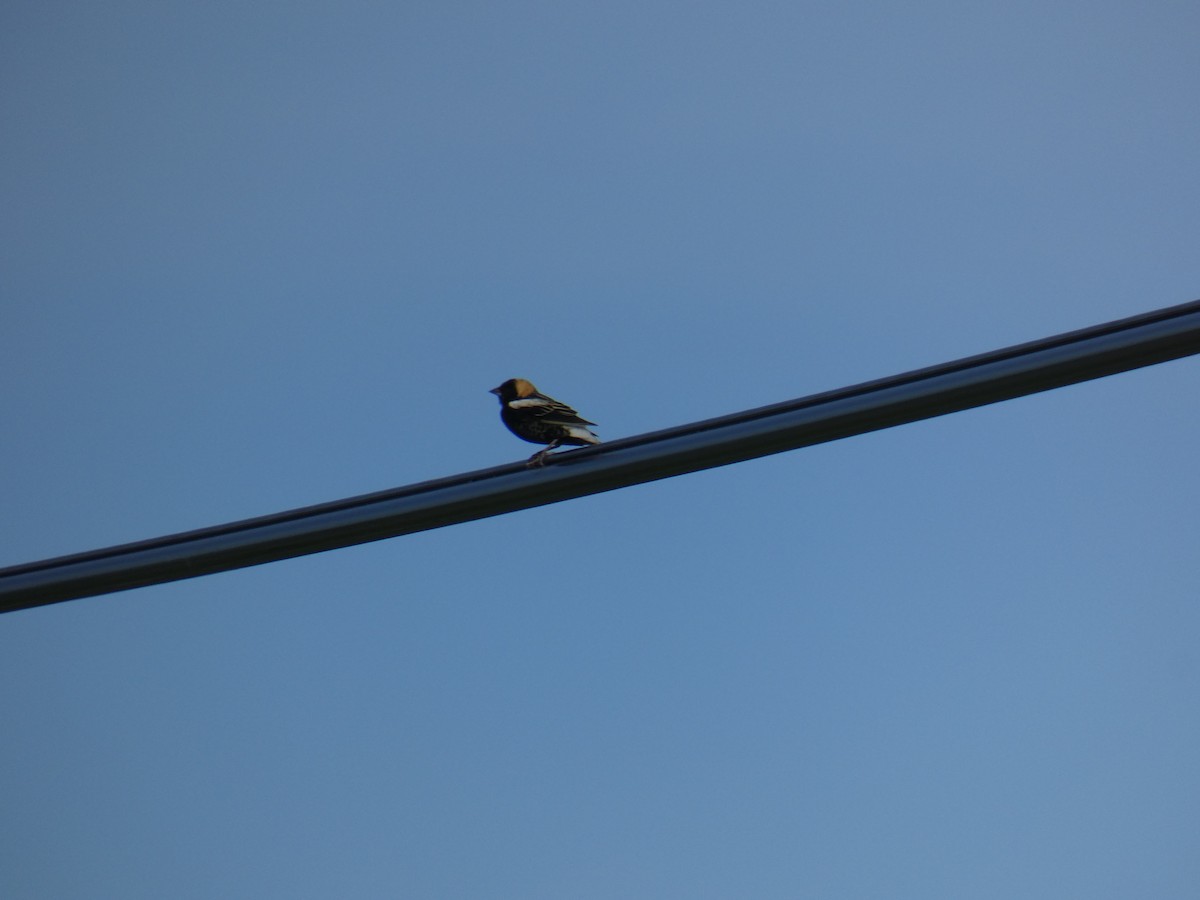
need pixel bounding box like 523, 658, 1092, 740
2, 2, 1199, 897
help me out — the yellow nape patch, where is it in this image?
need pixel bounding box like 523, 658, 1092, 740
512, 378, 537, 397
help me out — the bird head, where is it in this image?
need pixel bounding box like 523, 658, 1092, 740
490, 379, 536, 403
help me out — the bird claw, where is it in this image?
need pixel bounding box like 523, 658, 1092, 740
525, 439, 561, 468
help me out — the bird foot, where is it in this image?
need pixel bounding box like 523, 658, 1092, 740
525, 442, 561, 467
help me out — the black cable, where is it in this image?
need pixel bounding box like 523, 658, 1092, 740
3, 299, 1199, 614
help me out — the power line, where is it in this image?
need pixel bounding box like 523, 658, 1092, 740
3, 299, 1199, 614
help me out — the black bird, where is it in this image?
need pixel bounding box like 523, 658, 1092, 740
490, 378, 600, 466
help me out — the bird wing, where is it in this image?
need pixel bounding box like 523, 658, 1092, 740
507, 393, 597, 426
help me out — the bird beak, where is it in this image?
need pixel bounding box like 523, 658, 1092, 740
489, 386, 502, 396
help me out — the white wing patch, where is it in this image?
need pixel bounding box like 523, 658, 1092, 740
507, 398, 555, 410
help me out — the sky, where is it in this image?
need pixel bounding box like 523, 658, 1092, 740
2, 1, 1199, 897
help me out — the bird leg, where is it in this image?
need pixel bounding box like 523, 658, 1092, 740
526, 440, 562, 467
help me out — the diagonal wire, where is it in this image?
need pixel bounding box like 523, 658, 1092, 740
3, 299, 1199, 614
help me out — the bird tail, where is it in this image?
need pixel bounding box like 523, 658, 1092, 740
565, 425, 601, 444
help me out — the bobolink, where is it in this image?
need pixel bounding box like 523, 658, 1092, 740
490, 378, 600, 466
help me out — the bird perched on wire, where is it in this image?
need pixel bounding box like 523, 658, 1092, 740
490, 378, 600, 466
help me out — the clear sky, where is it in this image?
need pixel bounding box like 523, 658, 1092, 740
2, 2, 1199, 897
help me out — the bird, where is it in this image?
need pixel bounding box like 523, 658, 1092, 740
490, 378, 600, 466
